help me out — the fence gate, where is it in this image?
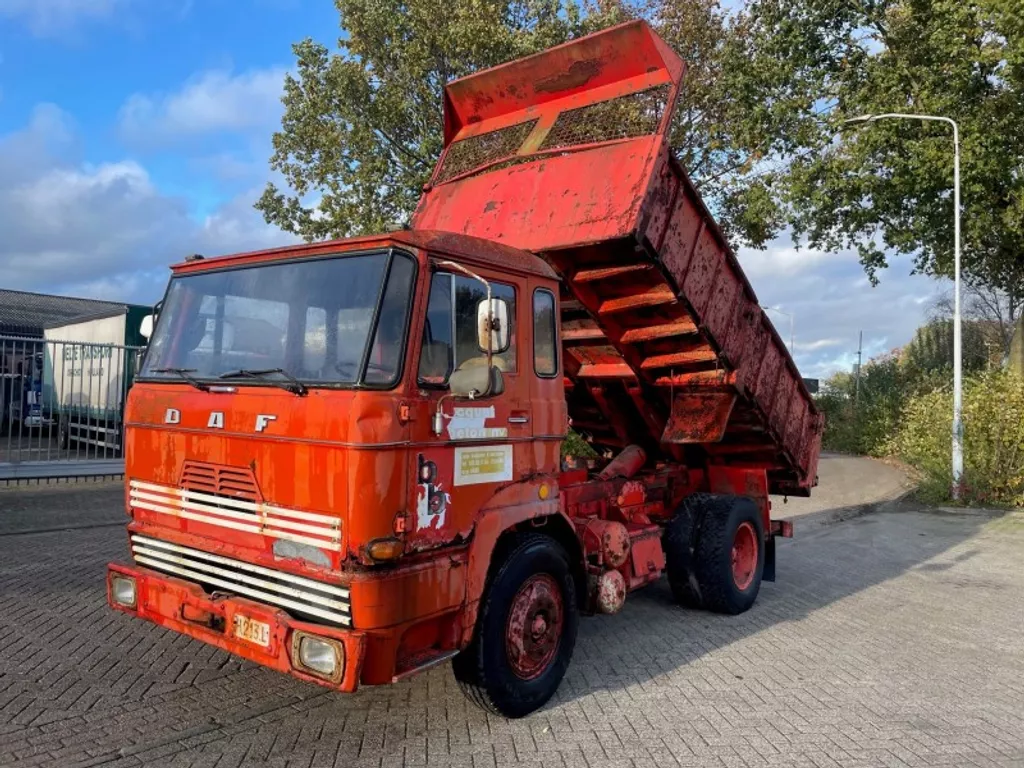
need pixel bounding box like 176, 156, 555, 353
1, 336, 144, 480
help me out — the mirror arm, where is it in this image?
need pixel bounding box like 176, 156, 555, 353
432, 388, 482, 436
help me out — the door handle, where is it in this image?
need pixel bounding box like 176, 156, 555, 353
508, 413, 529, 424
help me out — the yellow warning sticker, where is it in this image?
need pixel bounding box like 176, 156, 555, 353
453, 445, 513, 486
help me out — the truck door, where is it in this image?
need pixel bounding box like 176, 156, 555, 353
528, 280, 566, 473
406, 265, 530, 551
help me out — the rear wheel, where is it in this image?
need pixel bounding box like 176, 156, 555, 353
663, 493, 706, 607
452, 533, 578, 718
664, 494, 765, 615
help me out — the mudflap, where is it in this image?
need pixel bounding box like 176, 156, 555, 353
763, 536, 776, 583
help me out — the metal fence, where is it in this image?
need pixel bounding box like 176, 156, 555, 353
1, 336, 144, 480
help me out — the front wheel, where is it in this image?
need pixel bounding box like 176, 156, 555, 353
452, 534, 578, 718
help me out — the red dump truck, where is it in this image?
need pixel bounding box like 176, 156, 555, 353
107, 21, 821, 718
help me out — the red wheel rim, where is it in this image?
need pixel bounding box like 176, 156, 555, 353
731, 522, 758, 590
505, 574, 563, 680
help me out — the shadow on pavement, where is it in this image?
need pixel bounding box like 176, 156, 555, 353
555, 499, 1008, 705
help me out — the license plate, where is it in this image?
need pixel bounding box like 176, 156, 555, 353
233, 614, 271, 647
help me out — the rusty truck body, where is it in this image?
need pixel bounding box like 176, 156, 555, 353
107, 21, 821, 717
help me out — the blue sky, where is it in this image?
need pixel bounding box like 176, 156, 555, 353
0, 0, 944, 378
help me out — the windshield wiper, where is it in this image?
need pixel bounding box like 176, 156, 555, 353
149, 367, 209, 391
218, 368, 308, 396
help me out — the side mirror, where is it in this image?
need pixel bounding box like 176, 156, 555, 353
477, 298, 510, 354
448, 364, 504, 399
139, 315, 154, 340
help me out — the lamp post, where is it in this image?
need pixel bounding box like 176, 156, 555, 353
842, 113, 963, 500
761, 305, 795, 356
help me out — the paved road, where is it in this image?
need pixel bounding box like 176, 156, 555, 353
773, 453, 916, 529
2, 479, 1023, 767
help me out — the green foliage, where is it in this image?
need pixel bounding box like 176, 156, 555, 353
257, 0, 601, 240
816, 317, 1022, 505
257, 0, 785, 249
890, 370, 1024, 507
741, 0, 1024, 293
815, 318, 994, 455
562, 429, 597, 459
903, 318, 996, 374
816, 354, 924, 456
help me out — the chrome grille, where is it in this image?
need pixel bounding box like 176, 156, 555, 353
130, 534, 351, 627
128, 479, 342, 552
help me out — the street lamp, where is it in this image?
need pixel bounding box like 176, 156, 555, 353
842, 112, 963, 500
761, 305, 795, 356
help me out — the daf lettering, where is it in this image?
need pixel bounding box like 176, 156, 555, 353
164, 408, 180, 425
255, 414, 277, 432
207, 411, 224, 429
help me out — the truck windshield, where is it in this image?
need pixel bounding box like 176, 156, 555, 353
141, 251, 416, 387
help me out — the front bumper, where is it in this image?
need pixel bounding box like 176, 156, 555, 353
107, 563, 366, 692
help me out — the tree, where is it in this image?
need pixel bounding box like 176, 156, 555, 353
256, 0, 623, 240
929, 280, 1023, 359
737, 0, 1024, 293
257, 0, 784, 248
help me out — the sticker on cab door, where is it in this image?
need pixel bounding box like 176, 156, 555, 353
445, 406, 508, 440
454, 445, 513, 486
416, 454, 450, 530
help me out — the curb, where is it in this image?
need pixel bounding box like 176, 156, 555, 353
0, 520, 126, 537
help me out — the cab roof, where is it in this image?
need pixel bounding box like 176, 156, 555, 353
169, 228, 558, 281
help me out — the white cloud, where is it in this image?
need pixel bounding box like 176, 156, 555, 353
118, 68, 287, 146
737, 242, 833, 277
0, 105, 297, 303
0, 0, 131, 36
737, 235, 947, 380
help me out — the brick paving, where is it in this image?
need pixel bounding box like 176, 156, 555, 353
1, 486, 1023, 767
0, 480, 124, 535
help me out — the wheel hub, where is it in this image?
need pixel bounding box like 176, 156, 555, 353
731, 521, 758, 590
505, 574, 563, 680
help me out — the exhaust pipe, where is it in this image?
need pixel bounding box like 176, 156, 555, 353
596, 444, 646, 481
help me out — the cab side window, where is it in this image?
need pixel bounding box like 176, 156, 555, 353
533, 288, 557, 377
418, 273, 453, 384
418, 271, 517, 386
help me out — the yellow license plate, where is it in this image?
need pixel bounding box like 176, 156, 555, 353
233, 614, 271, 647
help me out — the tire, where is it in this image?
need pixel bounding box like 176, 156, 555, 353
664, 493, 765, 615
452, 533, 578, 718
663, 493, 712, 607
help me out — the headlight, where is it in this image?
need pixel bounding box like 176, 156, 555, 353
111, 575, 137, 608
292, 632, 344, 682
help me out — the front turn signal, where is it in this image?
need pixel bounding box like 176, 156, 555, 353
366, 537, 404, 562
